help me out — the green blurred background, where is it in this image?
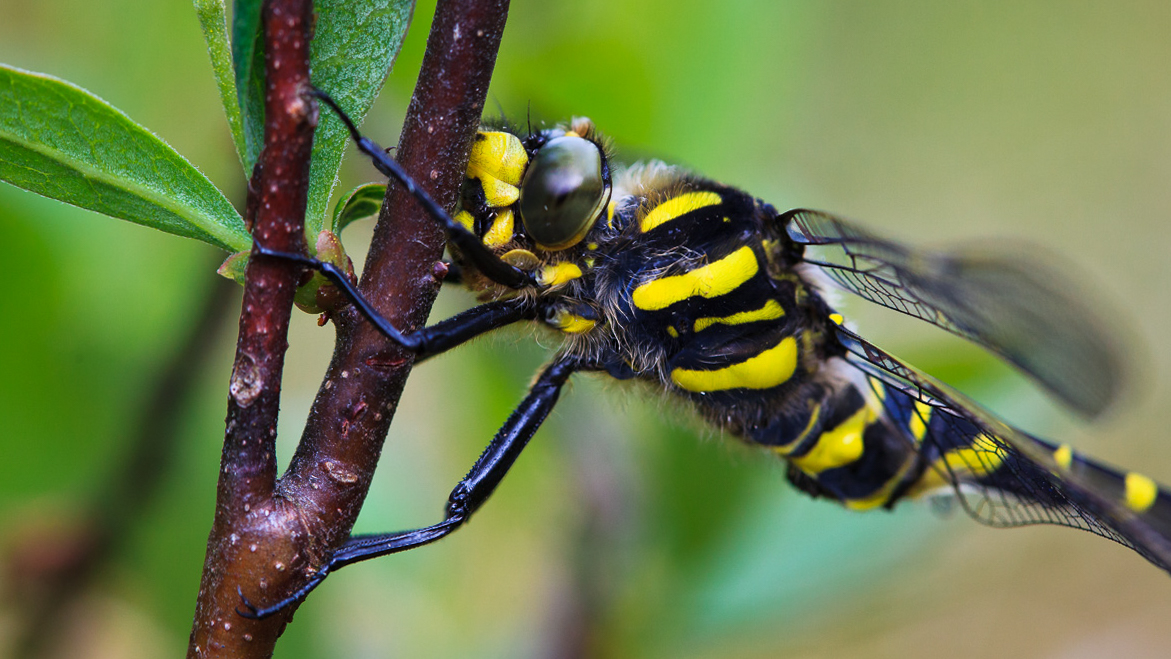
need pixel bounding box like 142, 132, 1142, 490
2, 1, 1171, 657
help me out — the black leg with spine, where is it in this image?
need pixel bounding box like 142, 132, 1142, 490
239, 354, 583, 618
253, 245, 536, 358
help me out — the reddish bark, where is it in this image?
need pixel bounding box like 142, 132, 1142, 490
188, 0, 316, 655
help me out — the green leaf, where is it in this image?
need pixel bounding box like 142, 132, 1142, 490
194, 0, 248, 170
232, 0, 264, 173
0, 65, 249, 252
330, 182, 386, 235
306, 0, 414, 239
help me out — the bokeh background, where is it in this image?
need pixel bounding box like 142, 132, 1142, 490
2, 1, 1171, 657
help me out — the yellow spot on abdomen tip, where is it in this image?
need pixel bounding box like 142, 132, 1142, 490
1053, 444, 1073, 470
632, 246, 758, 311
1125, 472, 1159, 513
671, 336, 797, 392
639, 191, 722, 232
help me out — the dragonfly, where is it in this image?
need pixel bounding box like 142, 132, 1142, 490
239, 91, 1171, 618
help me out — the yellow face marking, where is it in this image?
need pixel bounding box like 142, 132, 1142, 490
639, 191, 722, 233
468, 131, 528, 185
454, 209, 475, 232
829, 313, 844, 325
632, 246, 759, 311
464, 132, 527, 208
538, 262, 583, 288
605, 199, 616, 229
693, 299, 785, 333
1125, 472, 1158, 513
666, 325, 679, 338
908, 401, 933, 442
671, 336, 797, 393
773, 402, 822, 456
790, 403, 875, 475
467, 169, 520, 208
551, 311, 596, 334
482, 208, 514, 247
1053, 444, 1074, 470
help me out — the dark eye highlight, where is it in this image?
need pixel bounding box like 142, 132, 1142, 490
518, 135, 609, 250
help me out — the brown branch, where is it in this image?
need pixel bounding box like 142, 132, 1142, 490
187, 0, 316, 655
275, 0, 511, 595
188, 0, 510, 657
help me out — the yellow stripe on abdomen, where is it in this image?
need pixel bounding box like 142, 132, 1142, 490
693, 299, 785, 333
908, 401, 933, 442
774, 402, 821, 456
790, 404, 874, 475
910, 434, 1007, 495
639, 191, 722, 232
632, 246, 758, 311
671, 336, 797, 392
844, 456, 917, 511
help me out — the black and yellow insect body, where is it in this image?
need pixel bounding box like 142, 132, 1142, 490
242, 96, 1171, 617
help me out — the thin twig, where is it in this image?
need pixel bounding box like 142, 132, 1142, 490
187, 0, 316, 655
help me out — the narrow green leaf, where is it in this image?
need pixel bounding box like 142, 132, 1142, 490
330, 182, 386, 235
232, 0, 264, 172
306, 0, 414, 239
194, 0, 248, 170
0, 65, 249, 252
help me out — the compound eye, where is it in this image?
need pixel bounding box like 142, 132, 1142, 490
518, 135, 608, 250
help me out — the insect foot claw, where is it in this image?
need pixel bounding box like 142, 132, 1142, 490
235, 584, 264, 620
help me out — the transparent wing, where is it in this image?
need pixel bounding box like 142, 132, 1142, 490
783, 208, 1125, 417
833, 322, 1171, 573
